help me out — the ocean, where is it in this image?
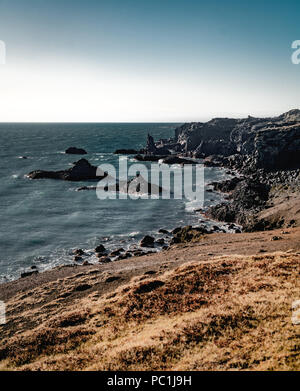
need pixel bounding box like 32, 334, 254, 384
0, 123, 228, 282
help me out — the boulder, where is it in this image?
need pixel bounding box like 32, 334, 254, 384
65, 147, 87, 155
115, 252, 133, 261
98, 256, 111, 263
171, 227, 182, 235
158, 229, 169, 234
110, 248, 125, 257
95, 244, 106, 253
140, 235, 155, 248
170, 225, 208, 244
271, 236, 282, 241
21, 270, 39, 278
73, 249, 85, 256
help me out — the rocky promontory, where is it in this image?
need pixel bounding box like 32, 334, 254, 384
144, 109, 300, 172
142, 109, 300, 231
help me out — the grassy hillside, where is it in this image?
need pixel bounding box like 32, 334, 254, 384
0, 250, 299, 371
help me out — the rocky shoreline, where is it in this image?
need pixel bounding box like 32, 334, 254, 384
206, 167, 300, 231
1, 112, 300, 370
15, 109, 300, 279
17, 219, 237, 280
136, 109, 300, 232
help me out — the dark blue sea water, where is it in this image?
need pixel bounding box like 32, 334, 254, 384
0, 123, 227, 282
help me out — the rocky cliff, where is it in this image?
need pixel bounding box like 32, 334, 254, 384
141, 109, 300, 231
148, 109, 300, 171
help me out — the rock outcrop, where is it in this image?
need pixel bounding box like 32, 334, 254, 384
137, 109, 300, 232
65, 147, 87, 155
134, 154, 166, 162
114, 149, 139, 154
207, 178, 270, 228
207, 169, 300, 231
170, 225, 209, 244
145, 109, 300, 172
95, 244, 106, 254
143, 134, 173, 156
146, 134, 157, 154
140, 235, 155, 247
251, 123, 300, 170
82, 173, 164, 195
193, 139, 236, 158
160, 156, 197, 165
123, 174, 164, 195
28, 159, 106, 181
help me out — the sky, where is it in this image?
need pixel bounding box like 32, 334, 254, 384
0, 0, 299, 122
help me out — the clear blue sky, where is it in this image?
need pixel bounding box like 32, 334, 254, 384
0, 0, 299, 121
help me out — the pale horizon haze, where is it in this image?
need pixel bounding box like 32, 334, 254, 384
0, 0, 300, 122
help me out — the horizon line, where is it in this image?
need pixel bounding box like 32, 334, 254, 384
0, 121, 184, 124
0, 109, 297, 124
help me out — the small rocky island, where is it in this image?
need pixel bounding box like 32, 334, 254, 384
27, 158, 164, 196
65, 147, 87, 155
28, 158, 101, 181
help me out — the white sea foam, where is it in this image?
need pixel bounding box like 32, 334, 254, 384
129, 231, 140, 236
185, 199, 205, 212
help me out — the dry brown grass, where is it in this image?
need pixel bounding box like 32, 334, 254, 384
0, 251, 299, 371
